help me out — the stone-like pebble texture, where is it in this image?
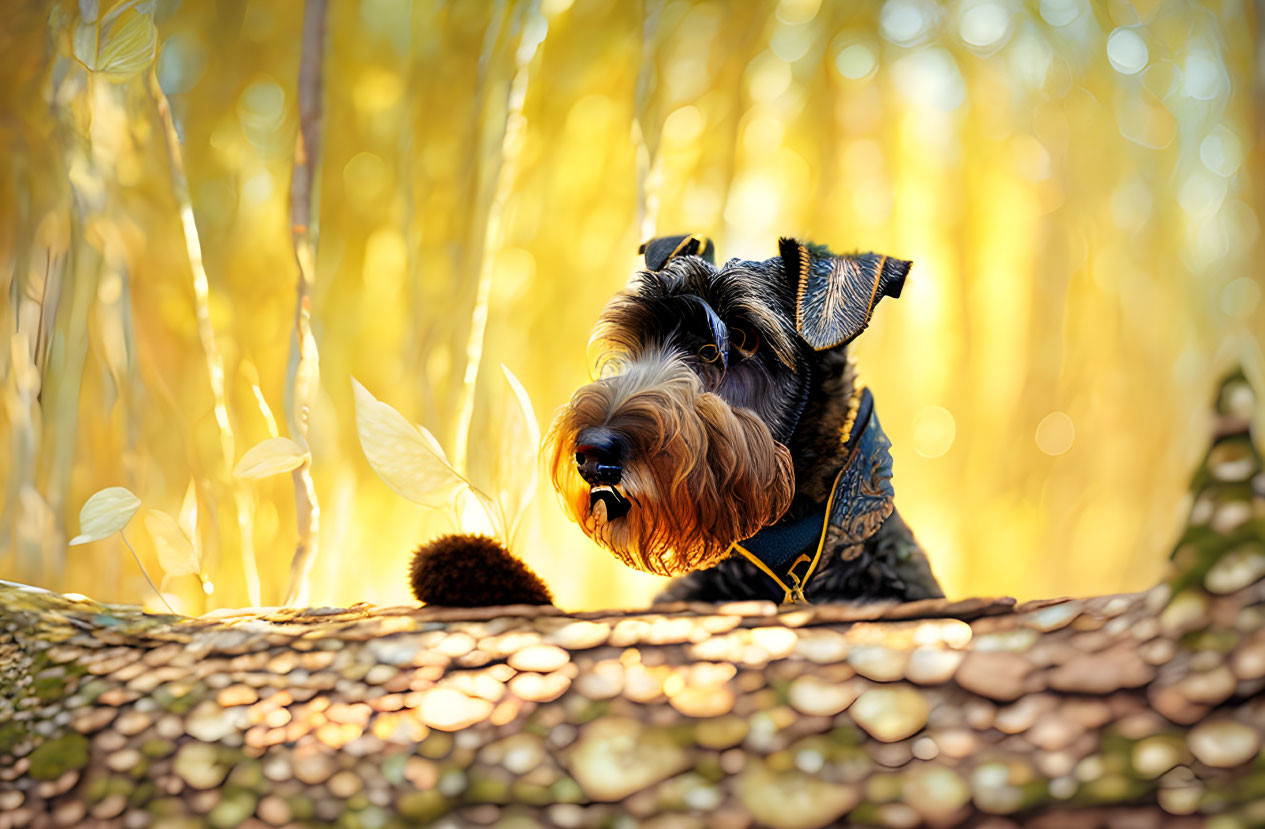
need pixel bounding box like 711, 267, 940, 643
1, 576, 1262, 829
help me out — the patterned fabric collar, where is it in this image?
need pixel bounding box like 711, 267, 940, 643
730, 388, 896, 603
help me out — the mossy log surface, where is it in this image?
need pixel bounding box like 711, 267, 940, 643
1, 573, 1263, 829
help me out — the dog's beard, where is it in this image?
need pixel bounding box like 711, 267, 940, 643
546, 354, 795, 576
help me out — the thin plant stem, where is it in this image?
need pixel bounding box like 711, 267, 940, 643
120, 530, 177, 615
452, 0, 548, 476
282, 0, 329, 607
632, 0, 665, 242
148, 69, 261, 607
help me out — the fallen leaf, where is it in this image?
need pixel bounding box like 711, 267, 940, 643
69, 486, 140, 545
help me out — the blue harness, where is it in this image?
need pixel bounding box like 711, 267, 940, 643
730, 388, 895, 603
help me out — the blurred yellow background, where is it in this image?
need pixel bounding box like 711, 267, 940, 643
1, 0, 1262, 612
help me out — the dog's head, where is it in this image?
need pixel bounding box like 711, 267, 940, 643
545, 234, 910, 576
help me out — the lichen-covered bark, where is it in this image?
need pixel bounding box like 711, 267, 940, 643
1, 575, 1262, 829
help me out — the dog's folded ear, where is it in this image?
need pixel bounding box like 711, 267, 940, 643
639, 234, 715, 271
778, 237, 910, 351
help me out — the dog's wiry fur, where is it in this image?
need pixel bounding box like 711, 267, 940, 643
547, 350, 795, 575
547, 236, 943, 603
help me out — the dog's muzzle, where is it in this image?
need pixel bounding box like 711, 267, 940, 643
574, 428, 632, 520
588, 485, 631, 520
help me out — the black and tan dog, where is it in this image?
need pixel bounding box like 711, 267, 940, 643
545, 234, 942, 604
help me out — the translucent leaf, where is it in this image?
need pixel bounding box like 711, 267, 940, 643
234, 437, 310, 479
69, 486, 140, 545
145, 510, 199, 578
458, 487, 500, 538
97, 10, 156, 77
352, 378, 466, 504
72, 4, 157, 80
72, 22, 100, 69
497, 363, 542, 538
178, 480, 200, 559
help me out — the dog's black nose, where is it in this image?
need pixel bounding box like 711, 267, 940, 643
574, 429, 623, 486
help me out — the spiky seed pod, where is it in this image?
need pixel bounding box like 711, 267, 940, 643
409, 534, 553, 607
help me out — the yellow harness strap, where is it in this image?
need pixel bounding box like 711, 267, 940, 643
729, 460, 848, 605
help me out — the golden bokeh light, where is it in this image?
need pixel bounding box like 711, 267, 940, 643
0, 0, 1261, 612
1035, 412, 1076, 457
912, 406, 956, 459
